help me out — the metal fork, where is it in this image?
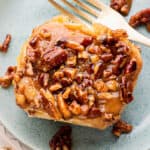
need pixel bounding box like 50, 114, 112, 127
48, 0, 150, 47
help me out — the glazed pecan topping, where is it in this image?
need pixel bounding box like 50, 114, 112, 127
112, 120, 132, 137
0, 66, 16, 88
129, 8, 150, 31
15, 21, 139, 122
110, 0, 132, 16
0, 34, 11, 52
49, 126, 72, 150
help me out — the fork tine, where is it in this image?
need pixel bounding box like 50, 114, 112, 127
48, 0, 88, 25
87, 0, 108, 11
73, 0, 100, 17
61, 0, 95, 23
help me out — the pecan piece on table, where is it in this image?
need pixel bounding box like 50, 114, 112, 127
110, 0, 132, 16
0, 66, 16, 88
0, 34, 11, 52
49, 126, 72, 150
112, 120, 133, 137
129, 8, 150, 31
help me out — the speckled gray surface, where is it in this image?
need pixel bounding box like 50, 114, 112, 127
0, 0, 150, 150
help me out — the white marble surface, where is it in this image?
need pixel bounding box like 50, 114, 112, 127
0, 121, 31, 150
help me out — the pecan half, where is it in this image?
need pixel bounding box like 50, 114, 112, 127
0, 34, 11, 52
129, 8, 150, 29
112, 120, 133, 137
111, 0, 132, 16
49, 126, 72, 150
40, 47, 68, 71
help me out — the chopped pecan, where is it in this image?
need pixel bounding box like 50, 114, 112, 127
60, 77, 72, 86
129, 8, 150, 28
49, 126, 72, 150
75, 73, 83, 84
29, 36, 39, 48
63, 68, 77, 79
90, 55, 99, 64
88, 107, 102, 118
101, 53, 113, 62
88, 44, 102, 54
106, 80, 119, 92
0, 34, 11, 52
57, 94, 72, 119
97, 92, 119, 100
94, 61, 106, 79
78, 51, 89, 59
120, 76, 133, 103
39, 29, 51, 39
81, 36, 93, 47
38, 73, 49, 87
81, 104, 89, 115
112, 120, 133, 137
99, 35, 118, 48
125, 59, 137, 74
25, 62, 34, 76
110, 0, 132, 16
42, 96, 62, 119
56, 39, 84, 52
66, 56, 77, 66
115, 41, 129, 54
0, 66, 16, 88
69, 100, 81, 115
93, 79, 108, 92
76, 88, 88, 104
53, 71, 64, 81
88, 95, 95, 107
49, 83, 62, 92
103, 70, 112, 78
63, 87, 71, 99
81, 78, 93, 89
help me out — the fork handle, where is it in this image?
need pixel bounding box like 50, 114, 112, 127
127, 26, 150, 47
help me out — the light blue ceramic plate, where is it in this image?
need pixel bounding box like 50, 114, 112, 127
0, 0, 150, 150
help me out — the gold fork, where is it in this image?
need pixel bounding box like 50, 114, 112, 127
48, 0, 150, 47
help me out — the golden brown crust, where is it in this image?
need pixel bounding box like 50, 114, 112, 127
14, 15, 142, 130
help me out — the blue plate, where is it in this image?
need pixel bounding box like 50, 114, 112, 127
0, 0, 150, 150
